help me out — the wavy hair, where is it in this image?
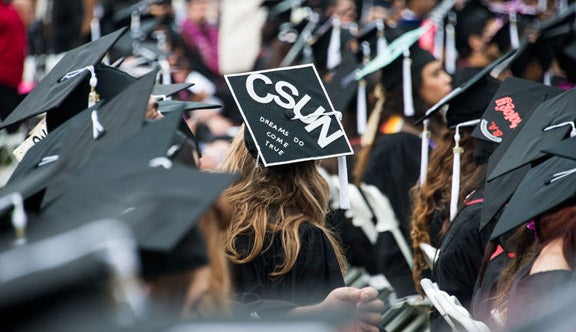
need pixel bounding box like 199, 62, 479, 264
218, 127, 346, 278
410, 128, 478, 294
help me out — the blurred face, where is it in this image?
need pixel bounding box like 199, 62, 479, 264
418, 61, 452, 106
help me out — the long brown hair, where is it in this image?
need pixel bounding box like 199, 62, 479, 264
219, 127, 346, 277
410, 128, 478, 294
493, 199, 576, 321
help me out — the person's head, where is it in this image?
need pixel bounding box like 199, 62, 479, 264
456, 3, 502, 65
405, 0, 438, 18
380, 46, 452, 120
326, 0, 357, 22
186, 0, 216, 23
218, 126, 346, 277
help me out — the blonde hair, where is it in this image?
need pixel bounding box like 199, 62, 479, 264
219, 127, 346, 277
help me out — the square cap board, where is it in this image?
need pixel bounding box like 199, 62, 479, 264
225, 64, 353, 166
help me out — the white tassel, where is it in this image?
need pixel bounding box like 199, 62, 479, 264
357, 42, 370, 135
11, 193, 27, 246
419, 119, 430, 186
450, 129, 462, 222
357, 81, 367, 135
538, 0, 547, 11
326, 16, 342, 70
91, 110, 105, 139
450, 119, 480, 221
509, 12, 520, 50
445, 12, 457, 75
433, 19, 444, 60
403, 48, 415, 117
376, 19, 387, 56
544, 121, 576, 137
91, 18, 101, 42
338, 156, 350, 209
543, 69, 552, 86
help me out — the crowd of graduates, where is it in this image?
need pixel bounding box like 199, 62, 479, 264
2, 0, 576, 331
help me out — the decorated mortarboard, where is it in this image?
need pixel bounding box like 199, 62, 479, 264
487, 88, 576, 181
490, 154, 576, 240
225, 64, 353, 207
479, 82, 568, 230
41, 69, 159, 207
0, 28, 128, 131
472, 76, 563, 144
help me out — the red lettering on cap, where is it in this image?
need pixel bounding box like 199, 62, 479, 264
488, 121, 503, 137
494, 96, 522, 130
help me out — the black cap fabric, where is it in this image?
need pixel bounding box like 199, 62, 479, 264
41, 69, 159, 206
0, 219, 147, 332
39, 159, 235, 253
380, 44, 436, 92
488, 88, 576, 181
490, 155, 576, 240
542, 135, 576, 161
322, 50, 361, 112
0, 28, 128, 130
225, 64, 353, 166
309, 17, 356, 71
414, 48, 518, 125
445, 70, 501, 128
157, 100, 222, 114
152, 83, 194, 99
472, 76, 564, 144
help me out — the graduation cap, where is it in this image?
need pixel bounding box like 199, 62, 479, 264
308, 15, 357, 72
471, 76, 564, 145
41, 68, 160, 207
487, 88, 576, 181
39, 158, 235, 276
151, 83, 194, 100
490, 155, 576, 240
478, 79, 565, 230
225, 64, 353, 207
0, 28, 130, 131
0, 218, 148, 331
508, 5, 576, 80
157, 100, 221, 114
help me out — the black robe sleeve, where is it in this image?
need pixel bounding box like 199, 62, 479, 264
232, 222, 344, 307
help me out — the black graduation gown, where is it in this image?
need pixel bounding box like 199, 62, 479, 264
232, 222, 345, 306
363, 132, 421, 297
506, 266, 573, 329
433, 189, 490, 308
430, 189, 490, 331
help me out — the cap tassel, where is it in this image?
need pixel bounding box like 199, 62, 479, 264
450, 129, 462, 222
338, 156, 350, 209
361, 84, 385, 147
357, 42, 371, 135
543, 69, 552, 86
402, 49, 415, 117
445, 12, 457, 75
0, 193, 27, 246
509, 12, 520, 50
547, 167, 576, 184
327, 16, 342, 70
376, 19, 387, 56
91, 17, 101, 41
544, 121, 576, 137
419, 119, 430, 186
433, 19, 444, 60
87, 68, 105, 139
450, 119, 480, 221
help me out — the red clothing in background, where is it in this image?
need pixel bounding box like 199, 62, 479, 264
0, 3, 26, 89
